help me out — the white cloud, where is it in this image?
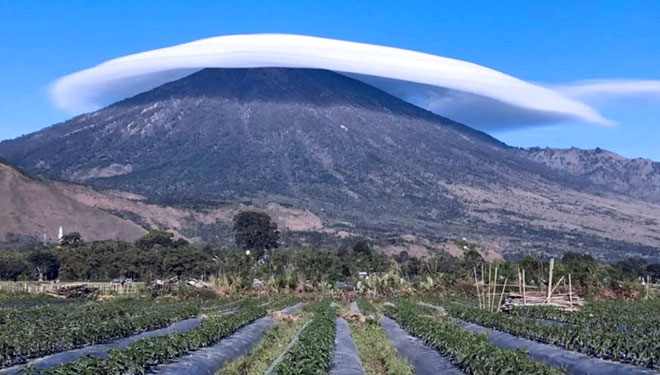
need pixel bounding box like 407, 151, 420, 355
51, 33, 612, 128
556, 79, 660, 100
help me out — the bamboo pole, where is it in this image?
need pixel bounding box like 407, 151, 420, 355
568, 273, 573, 310
522, 269, 527, 305
546, 258, 554, 304
647, 275, 651, 300
474, 268, 482, 309
481, 265, 485, 310
545, 276, 565, 303
498, 278, 508, 312
491, 267, 498, 312
486, 263, 493, 311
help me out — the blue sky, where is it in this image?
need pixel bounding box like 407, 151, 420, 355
1, 1, 659, 160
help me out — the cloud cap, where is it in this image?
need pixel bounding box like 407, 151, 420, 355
51, 33, 611, 128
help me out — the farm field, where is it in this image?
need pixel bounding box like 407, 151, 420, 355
1, 290, 659, 375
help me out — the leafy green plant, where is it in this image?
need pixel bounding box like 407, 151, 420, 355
356, 297, 377, 316
272, 300, 336, 375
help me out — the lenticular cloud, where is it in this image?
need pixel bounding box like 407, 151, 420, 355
51, 33, 612, 129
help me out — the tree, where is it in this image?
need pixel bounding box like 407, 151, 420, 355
396, 250, 409, 263
232, 211, 279, 259
352, 240, 372, 255
647, 263, 660, 282
137, 230, 174, 249
27, 251, 59, 281
0, 252, 28, 280
60, 232, 83, 247
615, 257, 648, 279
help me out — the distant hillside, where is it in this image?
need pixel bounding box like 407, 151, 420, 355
0, 158, 328, 246
522, 147, 660, 203
0, 158, 145, 244
1, 68, 659, 261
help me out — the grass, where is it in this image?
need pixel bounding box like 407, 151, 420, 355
218, 313, 310, 375
351, 319, 414, 375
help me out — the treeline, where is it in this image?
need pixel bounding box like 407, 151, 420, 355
0, 230, 213, 281
0, 211, 658, 295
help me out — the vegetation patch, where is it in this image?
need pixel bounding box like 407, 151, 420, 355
272, 300, 336, 375
351, 319, 413, 375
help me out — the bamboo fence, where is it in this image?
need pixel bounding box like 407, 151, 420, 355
0, 281, 145, 295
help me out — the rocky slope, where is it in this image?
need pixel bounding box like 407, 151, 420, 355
522, 147, 660, 203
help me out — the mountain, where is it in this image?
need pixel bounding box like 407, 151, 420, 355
1, 68, 659, 261
522, 147, 660, 203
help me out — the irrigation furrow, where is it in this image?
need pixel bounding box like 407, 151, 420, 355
380, 316, 465, 375
330, 317, 365, 375
0, 317, 203, 375
265, 319, 311, 374
150, 303, 304, 375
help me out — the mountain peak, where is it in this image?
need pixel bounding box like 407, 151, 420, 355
118, 68, 422, 111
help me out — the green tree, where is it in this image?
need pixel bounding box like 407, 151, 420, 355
60, 232, 83, 247
27, 251, 59, 281
137, 230, 174, 249
352, 240, 372, 255
396, 250, 409, 263
0, 251, 28, 280
232, 211, 279, 259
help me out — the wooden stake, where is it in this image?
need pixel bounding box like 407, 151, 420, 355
474, 268, 482, 309
498, 278, 508, 312
492, 267, 498, 312
546, 258, 554, 304
481, 265, 485, 310
486, 263, 493, 310
522, 269, 527, 305
545, 276, 564, 304
647, 275, 651, 300
568, 273, 573, 310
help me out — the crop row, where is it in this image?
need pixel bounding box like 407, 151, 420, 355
1, 300, 199, 368
32, 300, 268, 375
509, 305, 571, 322
446, 302, 660, 370
567, 299, 660, 337
385, 301, 561, 375
1, 298, 169, 330
272, 300, 336, 375
510, 299, 660, 339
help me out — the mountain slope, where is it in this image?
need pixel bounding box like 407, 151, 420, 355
1, 68, 659, 261
0, 159, 146, 243
522, 147, 660, 203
